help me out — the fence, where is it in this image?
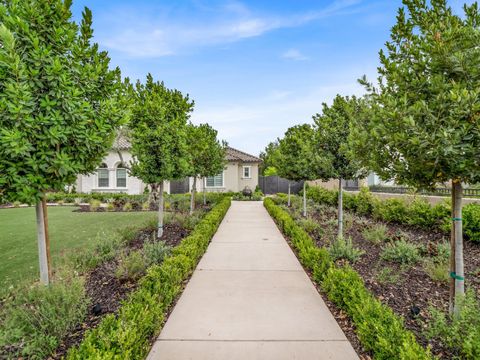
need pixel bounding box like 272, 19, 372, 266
259, 176, 304, 195
369, 185, 480, 198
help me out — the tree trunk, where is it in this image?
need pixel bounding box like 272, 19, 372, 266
203, 178, 207, 205
453, 180, 465, 315
449, 181, 455, 315
42, 198, 52, 279
35, 200, 50, 285
157, 181, 165, 239
338, 178, 344, 239
288, 182, 291, 207
190, 177, 197, 215
302, 182, 307, 217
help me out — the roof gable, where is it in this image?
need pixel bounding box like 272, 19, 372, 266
226, 147, 261, 163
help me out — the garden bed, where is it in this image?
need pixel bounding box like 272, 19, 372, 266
51, 222, 192, 359
283, 198, 480, 359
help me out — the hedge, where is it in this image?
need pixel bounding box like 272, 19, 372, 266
305, 186, 480, 243
264, 198, 432, 360
66, 197, 231, 359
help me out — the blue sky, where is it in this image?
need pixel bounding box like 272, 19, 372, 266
71, 0, 471, 155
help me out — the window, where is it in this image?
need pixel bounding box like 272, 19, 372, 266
97, 163, 109, 188
116, 165, 127, 188
205, 172, 223, 187
243, 166, 251, 179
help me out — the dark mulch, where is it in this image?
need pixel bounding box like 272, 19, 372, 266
300, 204, 480, 359
51, 223, 190, 359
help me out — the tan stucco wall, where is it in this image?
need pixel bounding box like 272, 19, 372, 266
308, 178, 368, 190
76, 150, 149, 195
193, 162, 260, 193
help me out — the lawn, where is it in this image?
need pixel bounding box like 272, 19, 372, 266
0, 206, 155, 287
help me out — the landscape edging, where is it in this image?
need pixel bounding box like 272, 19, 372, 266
263, 197, 432, 360
66, 197, 231, 359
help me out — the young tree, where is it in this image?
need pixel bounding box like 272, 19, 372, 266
313, 95, 366, 238
186, 123, 226, 213
129, 74, 193, 238
0, 1, 126, 284
350, 0, 480, 313
277, 124, 317, 216
259, 140, 280, 175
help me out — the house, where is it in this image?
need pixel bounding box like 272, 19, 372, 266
75, 137, 261, 194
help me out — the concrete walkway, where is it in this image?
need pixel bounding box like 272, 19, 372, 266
148, 201, 358, 360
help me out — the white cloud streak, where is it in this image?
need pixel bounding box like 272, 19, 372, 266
98, 0, 363, 58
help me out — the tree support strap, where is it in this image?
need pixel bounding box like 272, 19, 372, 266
450, 272, 464, 281
451, 217, 462, 221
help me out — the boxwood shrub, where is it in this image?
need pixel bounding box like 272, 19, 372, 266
67, 197, 231, 359
264, 198, 431, 360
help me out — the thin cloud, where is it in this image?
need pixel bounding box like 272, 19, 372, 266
282, 49, 308, 61
97, 0, 364, 58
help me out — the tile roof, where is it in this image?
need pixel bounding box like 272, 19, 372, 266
226, 146, 261, 163
112, 135, 261, 163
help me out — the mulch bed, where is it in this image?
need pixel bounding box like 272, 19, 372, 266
297, 204, 480, 359
51, 223, 190, 359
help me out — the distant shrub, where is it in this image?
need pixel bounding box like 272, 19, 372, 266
381, 239, 421, 265
362, 224, 389, 244
115, 251, 147, 280
143, 240, 171, 266
89, 199, 101, 211
328, 236, 364, 263
463, 203, 480, 242
423, 259, 449, 282
123, 202, 132, 212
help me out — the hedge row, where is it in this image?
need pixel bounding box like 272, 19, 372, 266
264, 198, 432, 360
67, 197, 231, 359
305, 186, 480, 242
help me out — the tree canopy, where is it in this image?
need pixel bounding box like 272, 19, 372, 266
129, 74, 193, 184
313, 95, 366, 182
350, 0, 480, 189
0, 0, 127, 204
186, 123, 226, 179
277, 124, 317, 182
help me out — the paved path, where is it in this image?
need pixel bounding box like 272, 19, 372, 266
148, 201, 358, 360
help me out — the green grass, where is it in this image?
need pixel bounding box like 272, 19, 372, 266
0, 206, 155, 287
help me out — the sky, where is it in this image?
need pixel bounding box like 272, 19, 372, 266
71, 0, 472, 156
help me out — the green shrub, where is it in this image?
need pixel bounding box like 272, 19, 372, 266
12, 201, 21, 208
123, 202, 133, 212
423, 259, 449, 282
328, 236, 364, 263
143, 240, 171, 266
0, 276, 88, 359
89, 199, 101, 211
142, 201, 150, 211
463, 203, 480, 242
435, 241, 451, 262
232, 192, 263, 201
322, 266, 431, 360
297, 217, 321, 234
373, 198, 410, 224
426, 290, 480, 359
381, 239, 421, 265
106, 202, 115, 212
115, 251, 147, 280
362, 224, 389, 244
67, 197, 231, 359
